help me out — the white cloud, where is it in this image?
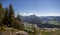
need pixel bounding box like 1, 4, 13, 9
42, 13, 60, 16
19, 13, 60, 16
20, 13, 35, 16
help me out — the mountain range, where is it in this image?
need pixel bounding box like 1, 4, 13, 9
20, 15, 60, 28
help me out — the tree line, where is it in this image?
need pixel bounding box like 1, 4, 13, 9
0, 3, 24, 31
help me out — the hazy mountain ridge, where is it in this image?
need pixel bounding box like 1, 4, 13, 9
21, 15, 60, 28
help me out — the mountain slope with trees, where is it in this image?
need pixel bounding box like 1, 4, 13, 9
0, 3, 25, 31
0, 3, 40, 35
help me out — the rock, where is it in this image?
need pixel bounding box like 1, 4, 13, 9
0, 31, 28, 35
16, 31, 28, 35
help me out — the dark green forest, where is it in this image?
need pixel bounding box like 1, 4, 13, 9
0, 3, 25, 31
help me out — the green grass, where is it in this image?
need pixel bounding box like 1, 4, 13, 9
39, 29, 60, 35
40, 31, 51, 35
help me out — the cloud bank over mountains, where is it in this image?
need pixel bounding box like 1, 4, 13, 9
19, 13, 60, 16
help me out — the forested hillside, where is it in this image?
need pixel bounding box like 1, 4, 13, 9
0, 3, 40, 35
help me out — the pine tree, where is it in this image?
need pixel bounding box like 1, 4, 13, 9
0, 3, 2, 8
17, 13, 21, 22
3, 7, 9, 26
16, 14, 25, 30
0, 3, 4, 30
0, 3, 4, 26
8, 4, 15, 27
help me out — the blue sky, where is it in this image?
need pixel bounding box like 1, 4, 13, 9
0, 0, 60, 16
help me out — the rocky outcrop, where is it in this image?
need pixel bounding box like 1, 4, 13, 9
0, 31, 28, 35
0, 27, 28, 35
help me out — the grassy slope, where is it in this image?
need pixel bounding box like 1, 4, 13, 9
40, 29, 60, 35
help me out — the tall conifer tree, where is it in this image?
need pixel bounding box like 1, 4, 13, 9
3, 7, 9, 26
0, 3, 4, 26
8, 4, 14, 27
